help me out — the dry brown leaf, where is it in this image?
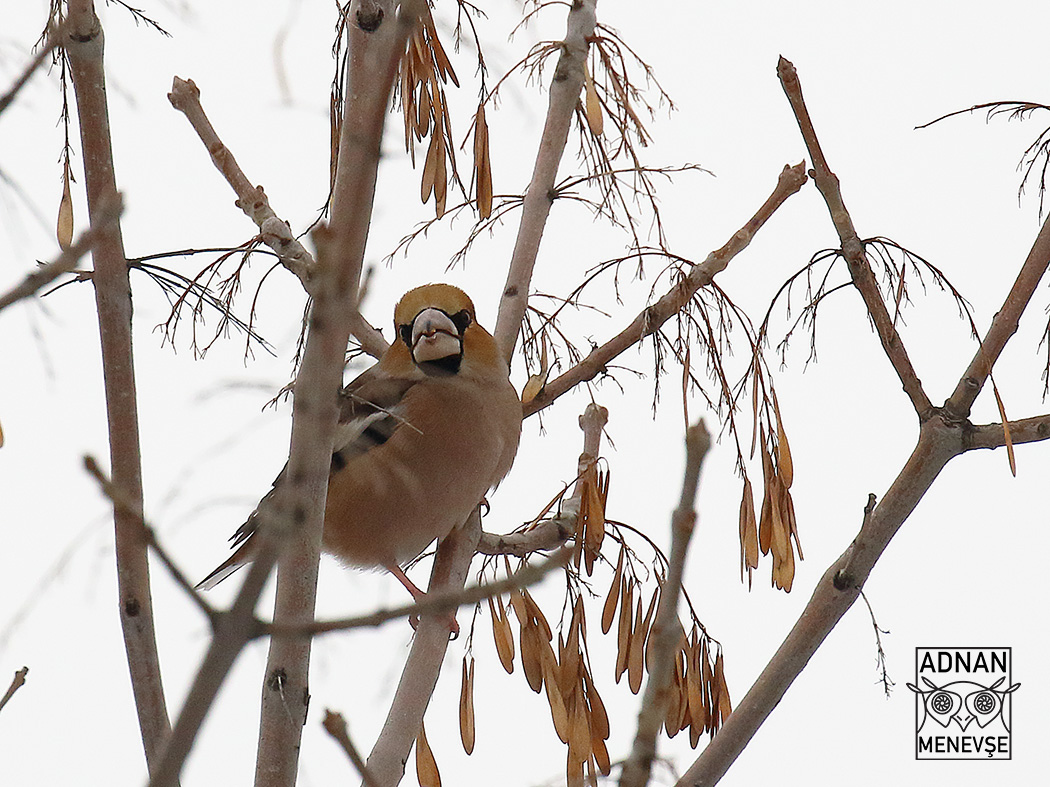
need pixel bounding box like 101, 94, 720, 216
567, 691, 591, 769
473, 104, 492, 219
758, 431, 774, 555
739, 477, 759, 581
57, 163, 73, 251
714, 651, 732, 726
615, 576, 633, 683
992, 378, 1017, 477
420, 131, 439, 203
583, 668, 609, 741
415, 720, 441, 787
770, 478, 789, 563
772, 390, 793, 488
583, 58, 603, 136
520, 623, 543, 693
542, 654, 570, 743
601, 546, 623, 634
591, 732, 611, 777
627, 592, 646, 694
641, 585, 660, 672
488, 595, 515, 674
523, 590, 552, 641
459, 657, 475, 755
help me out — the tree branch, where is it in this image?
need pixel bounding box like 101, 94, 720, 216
677, 416, 960, 787
778, 56, 933, 419
254, 4, 413, 786
166, 75, 388, 359
64, 2, 172, 774
943, 211, 1050, 420
150, 7, 413, 787
0, 19, 70, 117
266, 547, 571, 638
364, 509, 482, 787
0, 194, 122, 312
524, 161, 808, 417
621, 421, 711, 787
965, 413, 1050, 450
493, 0, 599, 360
0, 667, 28, 715
322, 710, 381, 787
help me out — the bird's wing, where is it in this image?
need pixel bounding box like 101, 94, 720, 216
195, 368, 419, 590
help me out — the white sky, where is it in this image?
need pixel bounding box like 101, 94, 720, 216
2, 1, 1049, 785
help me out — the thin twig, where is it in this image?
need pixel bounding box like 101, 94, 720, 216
82, 455, 218, 625
943, 211, 1050, 420
777, 56, 933, 419
322, 710, 381, 787
0, 20, 70, 117
858, 589, 893, 698
524, 161, 808, 417
492, 0, 599, 360
267, 547, 572, 638
0, 667, 29, 715
621, 421, 711, 787
0, 195, 122, 312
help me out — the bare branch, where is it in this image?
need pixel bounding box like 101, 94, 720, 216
479, 403, 608, 556
621, 421, 711, 787
322, 710, 381, 787
267, 547, 571, 638
493, 0, 598, 360
0, 20, 70, 117
64, 1, 172, 771
965, 413, 1050, 451
254, 7, 415, 784
525, 161, 808, 416
166, 77, 315, 283
944, 212, 1050, 420
365, 509, 483, 787
83, 455, 218, 625
0, 667, 29, 715
0, 194, 122, 312
777, 56, 933, 418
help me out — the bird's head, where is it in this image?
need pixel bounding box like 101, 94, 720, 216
394, 284, 479, 375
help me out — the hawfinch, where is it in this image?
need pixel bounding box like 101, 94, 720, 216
198, 284, 522, 604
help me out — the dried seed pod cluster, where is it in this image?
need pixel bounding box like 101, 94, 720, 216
741, 395, 803, 590
398, 8, 459, 218
664, 624, 732, 747
602, 545, 730, 745
572, 461, 609, 576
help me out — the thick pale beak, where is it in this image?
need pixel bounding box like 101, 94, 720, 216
411, 308, 462, 363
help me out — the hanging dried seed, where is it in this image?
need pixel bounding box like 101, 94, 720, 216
488, 595, 515, 674
641, 585, 660, 672
542, 654, 570, 743
523, 590, 552, 641
772, 390, 793, 488
627, 592, 646, 694
583, 667, 609, 741
415, 720, 441, 787
583, 57, 603, 136
57, 162, 73, 251
714, 651, 732, 728
615, 576, 633, 683
520, 623, 544, 693
601, 545, 624, 634
459, 656, 475, 755
739, 477, 759, 581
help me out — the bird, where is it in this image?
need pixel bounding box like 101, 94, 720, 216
197, 283, 522, 624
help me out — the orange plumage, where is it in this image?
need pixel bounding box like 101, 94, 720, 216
198, 284, 521, 599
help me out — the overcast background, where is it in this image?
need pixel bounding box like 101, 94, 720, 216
2, 1, 1049, 785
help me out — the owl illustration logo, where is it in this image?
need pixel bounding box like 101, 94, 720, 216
907, 676, 1020, 733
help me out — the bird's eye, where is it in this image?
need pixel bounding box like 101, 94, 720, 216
398, 323, 413, 346
450, 309, 472, 334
